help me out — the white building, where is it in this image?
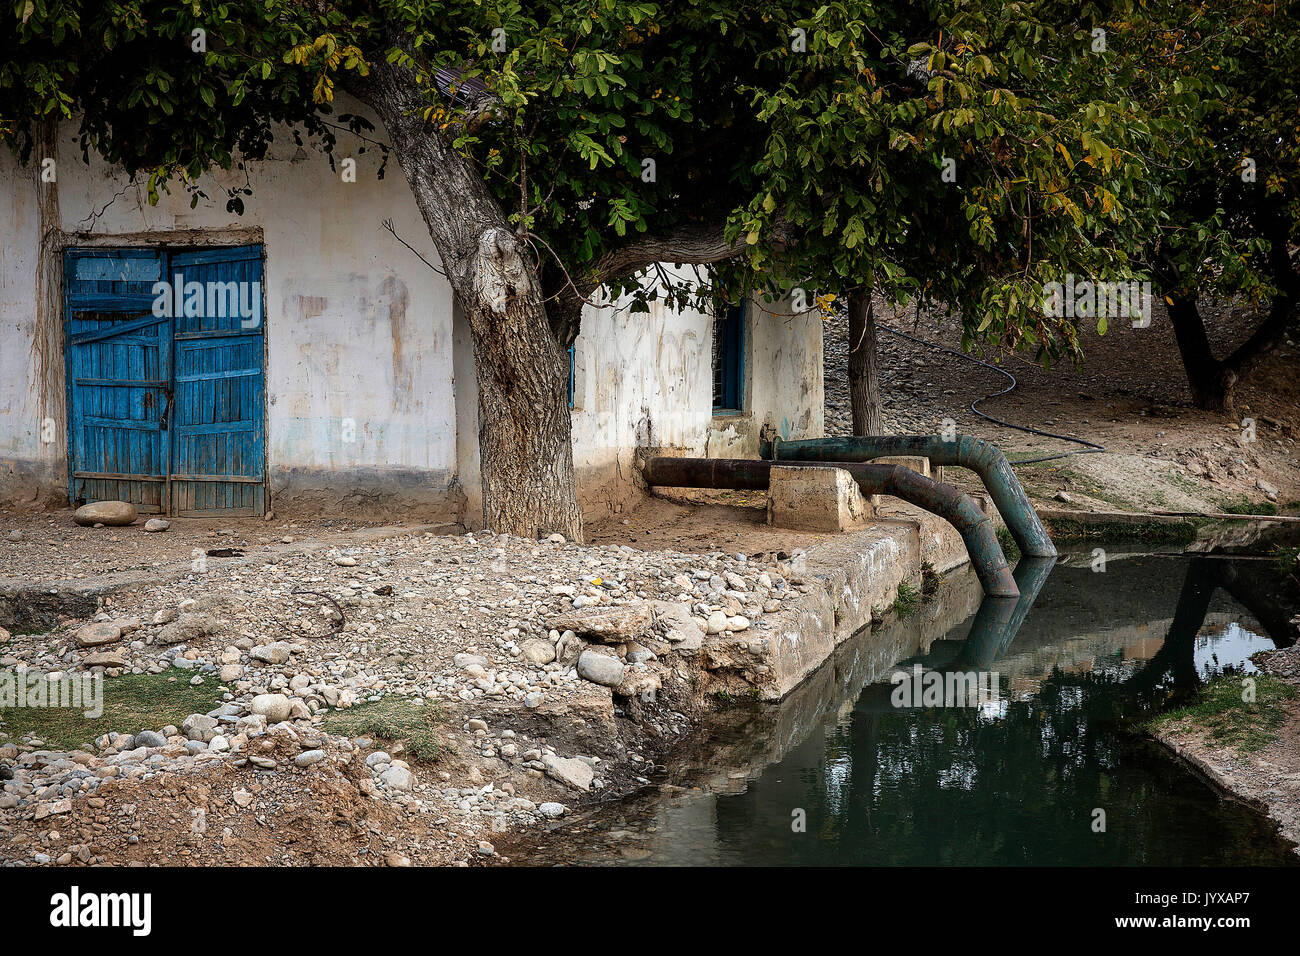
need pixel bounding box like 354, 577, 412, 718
0, 101, 824, 526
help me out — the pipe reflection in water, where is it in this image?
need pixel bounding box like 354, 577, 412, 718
953, 556, 1056, 670
854, 556, 1054, 714
514, 551, 1298, 866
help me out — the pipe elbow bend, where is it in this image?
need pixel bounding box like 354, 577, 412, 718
954, 435, 1002, 472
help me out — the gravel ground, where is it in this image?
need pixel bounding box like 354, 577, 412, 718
0, 520, 814, 866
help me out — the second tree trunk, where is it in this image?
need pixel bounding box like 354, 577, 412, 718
847, 288, 885, 436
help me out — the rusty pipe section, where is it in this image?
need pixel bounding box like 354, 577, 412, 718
758, 435, 1056, 558
641, 457, 1019, 598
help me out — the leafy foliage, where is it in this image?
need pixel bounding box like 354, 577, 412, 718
1130, 0, 1300, 307
3, 0, 1295, 365
729, 2, 1175, 362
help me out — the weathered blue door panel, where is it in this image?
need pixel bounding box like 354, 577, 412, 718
168, 246, 266, 516
64, 245, 267, 516
64, 249, 170, 512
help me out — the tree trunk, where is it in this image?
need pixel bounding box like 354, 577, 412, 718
358, 56, 583, 541
847, 289, 885, 436
1166, 291, 1294, 415
1166, 293, 1234, 412
467, 263, 582, 541
1160, 216, 1297, 414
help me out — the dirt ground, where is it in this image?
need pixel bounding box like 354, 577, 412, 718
0, 513, 456, 585
823, 297, 1300, 514
2, 733, 484, 867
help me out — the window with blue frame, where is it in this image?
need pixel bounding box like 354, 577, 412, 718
567, 344, 575, 408
712, 302, 744, 411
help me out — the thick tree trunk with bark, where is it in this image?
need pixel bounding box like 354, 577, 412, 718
467, 266, 582, 541
1166, 292, 1294, 414
1159, 216, 1298, 414
847, 288, 884, 436
358, 56, 583, 541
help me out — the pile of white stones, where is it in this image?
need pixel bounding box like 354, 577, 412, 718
1, 528, 815, 860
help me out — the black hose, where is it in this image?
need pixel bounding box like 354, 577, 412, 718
877, 322, 1106, 466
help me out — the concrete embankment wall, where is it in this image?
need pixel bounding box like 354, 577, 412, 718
701, 502, 977, 702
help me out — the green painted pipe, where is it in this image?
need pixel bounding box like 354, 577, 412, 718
759, 435, 1057, 558
641, 456, 1019, 598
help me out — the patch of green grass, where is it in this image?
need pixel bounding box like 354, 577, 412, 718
1168, 472, 1208, 497
893, 581, 922, 619
995, 525, 1022, 562
1146, 673, 1299, 753
319, 695, 445, 761
0, 671, 226, 751
1221, 497, 1278, 516
1045, 516, 1199, 544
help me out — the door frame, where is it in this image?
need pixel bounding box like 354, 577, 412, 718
61, 232, 271, 517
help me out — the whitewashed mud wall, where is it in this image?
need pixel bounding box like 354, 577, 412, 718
563, 285, 824, 520
1, 102, 825, 524
0, 98, 459, 516
0, 146, 46, 503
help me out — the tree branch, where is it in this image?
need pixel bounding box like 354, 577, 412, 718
583, 222, 742, 296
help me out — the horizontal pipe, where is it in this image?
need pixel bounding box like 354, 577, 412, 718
758, 435, 1057, 558
642, 457, 1019, 599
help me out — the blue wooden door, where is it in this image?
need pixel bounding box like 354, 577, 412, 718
168, 246, 266, 516
65, 245, 267, 516
65, 249, 172, 513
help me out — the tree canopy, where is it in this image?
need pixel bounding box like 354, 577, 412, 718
0, 3, 1165, 332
